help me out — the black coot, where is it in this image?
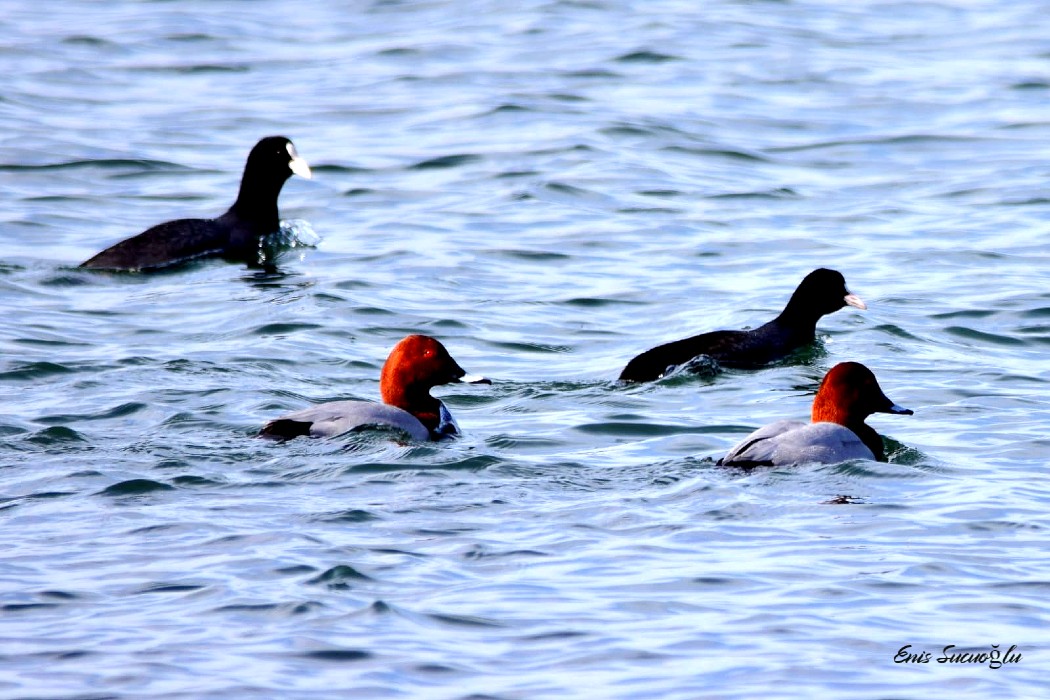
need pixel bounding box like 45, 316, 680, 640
80, 136, 311, 271
619, 268, 866, 382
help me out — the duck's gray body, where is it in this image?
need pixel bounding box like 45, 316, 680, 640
719, 420, 875, 466
261, 399, 459, 441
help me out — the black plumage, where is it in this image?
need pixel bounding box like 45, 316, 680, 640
619, 268, 866, 382
80, 136, 310, 271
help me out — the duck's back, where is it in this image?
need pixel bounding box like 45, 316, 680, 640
719, 420, 875, 466
260, 400, 431, 441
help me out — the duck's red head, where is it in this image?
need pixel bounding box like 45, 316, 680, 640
381, 335, 466, 400
811, 362, 912, 424
379, 335, 488, 431
811, 362, 912, 460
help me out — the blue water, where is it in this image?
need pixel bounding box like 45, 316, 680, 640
1, 1, 1047, 697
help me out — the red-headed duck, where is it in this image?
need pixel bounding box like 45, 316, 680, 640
717, 362, 913, 466
259, 334, 490, 441
80, 136, 311, 271
619, 268, 866, 382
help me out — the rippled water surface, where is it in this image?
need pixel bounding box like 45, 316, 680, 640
1, 1, 1047, 697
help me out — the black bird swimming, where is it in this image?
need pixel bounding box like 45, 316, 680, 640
619, 268, 866, 382
80, 136, 311, 271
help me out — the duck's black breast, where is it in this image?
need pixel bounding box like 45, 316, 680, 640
79, 217, 231, 271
